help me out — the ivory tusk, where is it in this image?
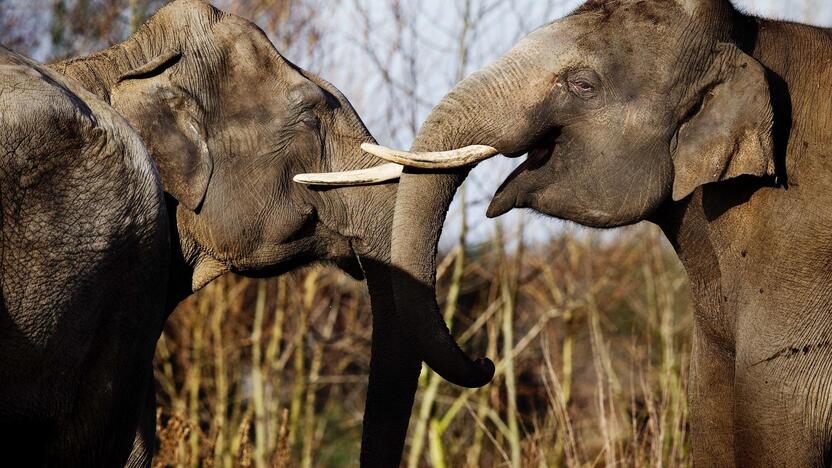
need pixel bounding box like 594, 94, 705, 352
361, 143, 500, 169
292, 163, 403, 186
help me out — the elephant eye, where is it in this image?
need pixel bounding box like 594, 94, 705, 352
569, 79, 596, 97
302, 114, 320, 130
574, 81, 593, 91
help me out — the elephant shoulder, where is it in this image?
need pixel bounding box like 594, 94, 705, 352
0, 46, 168, 271
0, 47, 156, 188
0, 47, 165, 221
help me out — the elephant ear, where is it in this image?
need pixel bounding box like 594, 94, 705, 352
671, 43, 775, 201
111, 49, 212, 211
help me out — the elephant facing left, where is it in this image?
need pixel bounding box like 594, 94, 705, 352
0, 0, 492, 466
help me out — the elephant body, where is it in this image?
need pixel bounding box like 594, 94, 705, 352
0, 47, 169, 465
353, 0, 832, 465
657, 20, 832, 466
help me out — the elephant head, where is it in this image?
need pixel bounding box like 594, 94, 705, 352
320, 0, 777, 388
51, 0, 492, 464
93, 2, 395, 292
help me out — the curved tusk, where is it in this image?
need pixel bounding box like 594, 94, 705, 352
361, 143, 500, 169
293, 163, 403, 186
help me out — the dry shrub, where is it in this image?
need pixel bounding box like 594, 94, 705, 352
154, 223, 692, 467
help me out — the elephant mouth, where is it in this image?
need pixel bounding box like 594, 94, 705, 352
486, 140, 556, 218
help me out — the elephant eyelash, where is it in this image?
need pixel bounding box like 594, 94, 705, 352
563, 68, 600, 99
568, 79, 596, 98
573, 81, 594, 91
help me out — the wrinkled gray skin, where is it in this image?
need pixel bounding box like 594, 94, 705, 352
388, 0, 832, 465
3, 0, 473, 466
0, 47, 169, 466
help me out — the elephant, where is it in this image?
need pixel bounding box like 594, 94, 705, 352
339, 0, 832, 465
2, 0, 491, 465
0, 47, 169, 466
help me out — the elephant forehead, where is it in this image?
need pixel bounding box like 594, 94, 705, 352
521, 8, 682, 101
526, 0, 683, 70
212, 14, 288, 66
573, 0, 684, 19
208, 19, 305, 99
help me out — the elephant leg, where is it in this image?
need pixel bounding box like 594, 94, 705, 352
734, 336, 832, 467
126, 369, 158, 468
689, 322, 736, 467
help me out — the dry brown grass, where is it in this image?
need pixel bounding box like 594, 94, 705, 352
153, 223, 692, 468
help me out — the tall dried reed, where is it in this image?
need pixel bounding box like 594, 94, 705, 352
153, 223, 691, 467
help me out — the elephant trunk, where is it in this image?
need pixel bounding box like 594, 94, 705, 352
360, 257, 422, 467
388, 52, 537, 388
391, 167, 495, 388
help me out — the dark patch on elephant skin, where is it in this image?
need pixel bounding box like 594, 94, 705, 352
751, 341, 832, 367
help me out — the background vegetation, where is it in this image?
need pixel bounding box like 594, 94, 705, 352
151, 223, 691, 467
1, 0, 827, 466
